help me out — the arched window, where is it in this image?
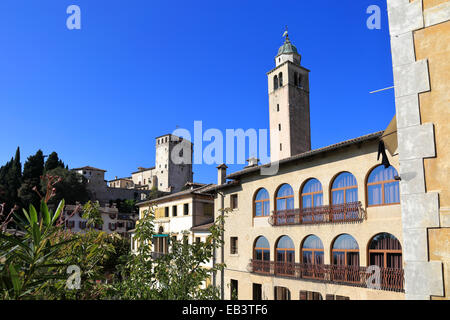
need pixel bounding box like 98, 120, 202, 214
278, 72, 283, 87
332, 234, 359, 266
301, 235, 324, 264
275, 235, 295, 275
275, 184, 294, 224
301, 235, 325, 279
300, 179, 324, 223
294, 72, 298, 87
301, 179, 323, 208
273, 75, 278, 90
367, 165, 400, 206
254, 188, 270, 217
298, 74, 302, 88
276, 184, 294, 211
331, 234, 360, 282
331, 172, 358, 204
369, 233, 402, 269
253, 236, 270, 273
331, 172, 358, 220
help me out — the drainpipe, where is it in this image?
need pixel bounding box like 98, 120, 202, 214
218, 190, 225, 300
215, 164, 227, 300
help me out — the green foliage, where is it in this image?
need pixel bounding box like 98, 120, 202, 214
18, 150, 45, 209
110, 207, 227, 300
82, 200, 103, 228
147, 186, 165, 200
44, 152, 65, 172
115, 199, 137, 213
41, 167, 89, 205
0, 147, 22, 212
0, 198, 71, 299
40, 229, 116, 300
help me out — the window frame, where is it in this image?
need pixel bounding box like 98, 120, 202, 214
300, 178, 323, 209
366, 165, 400, 207
230, 194, 238, 209
230, 237, 238, 255
275, 184, 294, 213
253, 188, 270, 218
330, 172, 358, 204
368, 233, 402, 269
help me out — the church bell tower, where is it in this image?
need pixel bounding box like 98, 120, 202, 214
267, 30, 311, 162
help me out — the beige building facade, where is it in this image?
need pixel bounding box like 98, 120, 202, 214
387, 0, 449, 300
209, 33, 408, 300
213, 134, 405, 300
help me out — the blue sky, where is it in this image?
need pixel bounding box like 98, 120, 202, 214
0, 0, 394, 184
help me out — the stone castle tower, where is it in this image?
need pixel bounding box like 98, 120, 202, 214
155, 134, 193, 193
267, 32, 311, 161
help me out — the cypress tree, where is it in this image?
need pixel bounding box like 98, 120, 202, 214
18, 149, 45, 208
45, 151, 65, 172
0, 147, 22, 210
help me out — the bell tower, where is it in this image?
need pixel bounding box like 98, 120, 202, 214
267, 30, 311, 162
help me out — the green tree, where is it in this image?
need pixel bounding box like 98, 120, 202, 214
41, 167, 89, 206
44, 152, 65, 172
18, 150, 44, 209
147, 186, 164, 200
110, 206, 227, 300
0, 147, 22, 212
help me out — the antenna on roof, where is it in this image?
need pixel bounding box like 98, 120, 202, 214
369, 86, 394, 94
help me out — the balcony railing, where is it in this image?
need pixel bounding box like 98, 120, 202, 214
269, 201, 364, 226
250, 260, 404, 292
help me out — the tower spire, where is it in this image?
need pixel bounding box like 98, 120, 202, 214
282, 25, 289, 39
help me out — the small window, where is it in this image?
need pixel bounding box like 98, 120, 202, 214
172, 205, 177, 217
231, 194, 238, 209
195, 237, 201, 243
300, 291, 323, 300
280, 143, 282, 151
278, 124, 281, 131
230, 237, 238, 254
230, 280, 238, 300
294, 72, 298, 86
164, 207, 169, 217
277, 104, 280, 112
253, 284, 262, 300
184, 203, 189, 215
274, 286, 290, 300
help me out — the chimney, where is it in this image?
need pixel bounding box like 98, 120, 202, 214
217, 164, 228, 185
246, 157, 260, 168
115, 176, 118, 180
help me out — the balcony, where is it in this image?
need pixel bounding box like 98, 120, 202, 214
269, 201, 365, 226
250, 260, 404, 292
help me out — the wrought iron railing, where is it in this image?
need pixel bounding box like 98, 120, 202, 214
269, 201, 364, 226
250, 260, 404, 292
